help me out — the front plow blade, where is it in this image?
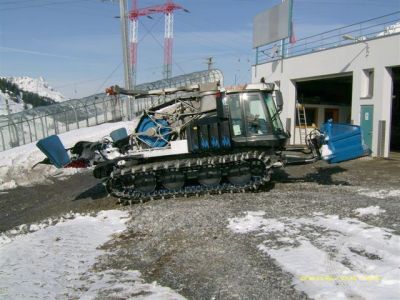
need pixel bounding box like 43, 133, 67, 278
320, 120, 371, 164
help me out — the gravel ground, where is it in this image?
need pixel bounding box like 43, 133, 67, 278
0, 170, 117, 232
1, 156, 399, 299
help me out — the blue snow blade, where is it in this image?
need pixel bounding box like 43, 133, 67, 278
36, 135, 71, 168
110, 127, 128, 142
320, 120, 371, 164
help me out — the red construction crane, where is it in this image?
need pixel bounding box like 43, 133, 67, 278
129, 0, 187, 82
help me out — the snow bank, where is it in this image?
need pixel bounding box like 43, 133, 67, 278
229, 211, 400, 299
353, 206, 386, 216
0, 121, 137, 191
0, 209, 185, 299
357, 188, 400, 199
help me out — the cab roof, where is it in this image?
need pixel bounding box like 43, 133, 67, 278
223, 82, 275, 94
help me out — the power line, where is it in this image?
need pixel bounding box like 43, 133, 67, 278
137, 15, 164, 44
54, 77, 109, 89
139, 19, 186, 76
1, 0, 44, 6
95, 61, 123, 94
0, 0, 96, 12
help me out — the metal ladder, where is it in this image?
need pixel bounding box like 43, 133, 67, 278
296, 101, 308, 145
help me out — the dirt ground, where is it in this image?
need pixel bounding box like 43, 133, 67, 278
1, 156, 399, 299
0, 170, 117, 232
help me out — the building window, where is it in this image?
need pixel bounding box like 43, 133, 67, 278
296, 107, 318, 127
361, 69, 374, 98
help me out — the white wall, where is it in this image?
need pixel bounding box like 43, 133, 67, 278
253, 34, 400, 157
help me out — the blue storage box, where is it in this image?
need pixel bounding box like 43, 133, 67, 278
320, 120, 371, 163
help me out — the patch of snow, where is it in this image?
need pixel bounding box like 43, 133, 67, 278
357, 188, 400, 199
0, 121, 137, 191
0, 209, 185, 299
0, 210, 128, 298
228, 211, 285, 234
353, 206, 386, 216
320, 144, 333, 160
8, 76, 66, 102
228, 212, 400, 300
0, 179, 17, 190
1, 211, 83, 243
78, 269, 186, 300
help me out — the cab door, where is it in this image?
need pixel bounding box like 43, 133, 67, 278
227, 92, 272, 146
226, 91, 287, 148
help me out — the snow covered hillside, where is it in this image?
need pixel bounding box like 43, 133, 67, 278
0, 76, 66, 116
8, 76, 66, 102
0, 89, 26, 115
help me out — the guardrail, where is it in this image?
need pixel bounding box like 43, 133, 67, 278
256, 11, 400, 64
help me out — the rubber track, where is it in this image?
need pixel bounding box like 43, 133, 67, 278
107, 151, 272, 205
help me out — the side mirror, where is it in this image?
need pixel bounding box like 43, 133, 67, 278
274, 90, 283, 112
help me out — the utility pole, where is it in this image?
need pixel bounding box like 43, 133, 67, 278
206, 57, 213, 71
119, 0, 132, 90
119, 0, 133, 119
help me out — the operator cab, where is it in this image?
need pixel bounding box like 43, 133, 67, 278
224, 83, 288, 148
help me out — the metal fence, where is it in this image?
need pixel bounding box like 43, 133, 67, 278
0, 69, 223, 151
256, 11, 400, 64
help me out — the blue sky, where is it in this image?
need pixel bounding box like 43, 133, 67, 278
0, 0, 399, 98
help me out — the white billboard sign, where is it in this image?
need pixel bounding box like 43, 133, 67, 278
253, 0, 291, 48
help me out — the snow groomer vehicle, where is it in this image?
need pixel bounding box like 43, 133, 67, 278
36, 78, 371, 204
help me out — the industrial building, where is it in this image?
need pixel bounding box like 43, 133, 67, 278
252, 12, 400, 158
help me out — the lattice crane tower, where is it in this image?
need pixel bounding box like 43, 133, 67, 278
129, 0, 187, 82
128, 0, 156, 86
159, 0, 187, 79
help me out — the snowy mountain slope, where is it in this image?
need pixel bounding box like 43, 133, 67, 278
0, 89, 26, 115
7, 76, 66, 102
0, 76, 65, 116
